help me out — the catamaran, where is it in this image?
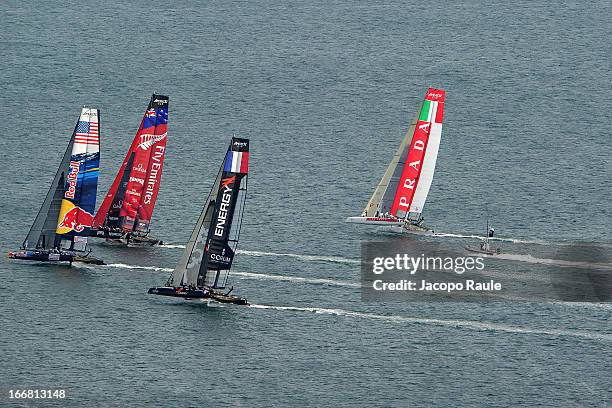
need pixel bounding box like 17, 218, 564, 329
346, 88, 445, 233
8, 108, 104, 265
91, 94, 169, 246
149, 137, 250, 305
465, 220, 501, 255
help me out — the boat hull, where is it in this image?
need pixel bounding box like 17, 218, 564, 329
126, 235, 163, 246
8, 249, 105, 265
465, 245, 501, 255
346, 216, 434, 233
148, 286, 248, 305
91, 229, 163, 246
346, 216, 405, 226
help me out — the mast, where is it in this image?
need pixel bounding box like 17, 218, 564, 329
93, 94, 169, 233
362, 119, 417, 217
23, 127, 76, 250
485, 219, 489, 250
168, 137, 249, 289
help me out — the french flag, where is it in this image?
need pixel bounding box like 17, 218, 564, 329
224, 150, 249, 174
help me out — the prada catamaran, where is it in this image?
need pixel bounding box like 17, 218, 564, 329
8, 108, 104, 265
347, 88, 445, 233
149, 137, 250, 305
91, 94, 169, 246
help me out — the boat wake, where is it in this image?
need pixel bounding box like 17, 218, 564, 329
494, 253, 612, 271
249, 304, 612, 342
105, 263, 173, 272
158, 245, 360, 264
102, 263, 359, 287
237, 249, 359, 264
432, 232, 570, 245
157, 243, 186, 249
233, 271, 360, 288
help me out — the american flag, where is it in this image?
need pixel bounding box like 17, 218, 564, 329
75, 120, 99, 145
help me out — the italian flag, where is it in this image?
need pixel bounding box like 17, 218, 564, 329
419, 99, 444, 124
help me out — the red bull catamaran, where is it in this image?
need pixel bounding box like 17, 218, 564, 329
8, 107, 104, 265
91, 94, 169, 246
149, 137, 250, 305
346, 87, 445, 233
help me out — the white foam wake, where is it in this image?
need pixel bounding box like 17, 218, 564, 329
158, 243, 186, 249
158, 245, 360, 265
233, 271, 360, 288
434, 232, 551, 244
249, 304, 612, 342
105, 263, 173, 272
103, 263, 359, 287
495, 253, 612, 271
236, 249, 359, 264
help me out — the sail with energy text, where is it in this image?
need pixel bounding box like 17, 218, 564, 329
168, 137, 249, 290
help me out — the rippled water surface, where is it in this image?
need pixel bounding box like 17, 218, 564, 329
1, 1, 610, 406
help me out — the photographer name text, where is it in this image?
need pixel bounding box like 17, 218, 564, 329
372, 279, 502, 292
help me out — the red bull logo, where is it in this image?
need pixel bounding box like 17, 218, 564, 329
56, 200, 94, 234
64, 161, 80, 199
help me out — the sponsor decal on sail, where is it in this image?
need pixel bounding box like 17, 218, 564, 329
137, 132, 167, 151
129, 176, 145, 185
210, 252, 232, 263
143, 146, 166, 205
64, 161, 80, 199
391, 121, 431, 216
214, 176, 236, 237
56, 200, 94, 234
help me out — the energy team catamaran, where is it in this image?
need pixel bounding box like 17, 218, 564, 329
347, 88, 445, 233
149, 137, 250, 305
91, 94, 169, 246
8, 108, 104, 265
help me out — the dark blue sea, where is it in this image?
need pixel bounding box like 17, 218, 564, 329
1, 1, 610, 406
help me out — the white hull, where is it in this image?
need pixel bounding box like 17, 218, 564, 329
465, 245, 501, 256
346, 216, 405, 226
346, 216, 434, 234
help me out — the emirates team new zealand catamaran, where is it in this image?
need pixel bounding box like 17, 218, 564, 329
347, 88, 445, 233
149, 137, 250, 305
8, 108, 104, 265
91, 94, 169, 246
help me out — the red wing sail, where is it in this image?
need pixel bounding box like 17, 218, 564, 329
390, 88, 445, 218
93, 94, 169, 233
